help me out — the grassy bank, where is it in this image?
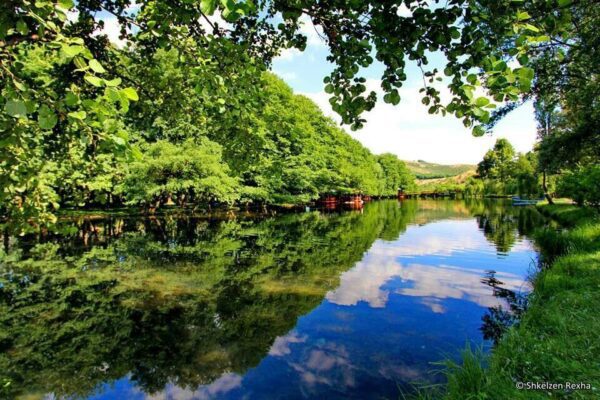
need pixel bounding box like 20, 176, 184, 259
429, 204, 600, 399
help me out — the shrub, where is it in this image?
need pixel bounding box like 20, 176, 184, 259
557, 165, 600, 208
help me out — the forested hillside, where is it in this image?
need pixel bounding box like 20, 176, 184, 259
60, 64, 415, 211
405, 161, 476, 180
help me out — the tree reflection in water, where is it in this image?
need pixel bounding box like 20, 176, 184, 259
0, 200, 546, 399
480, 270, 530, 344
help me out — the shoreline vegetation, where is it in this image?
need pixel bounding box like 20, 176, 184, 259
0, 71, 417, 235
1, 1, 598, 399
423, 203, 600, 400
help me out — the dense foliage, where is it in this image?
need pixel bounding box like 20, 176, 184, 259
556, 165, 600, 209
123, 139, 240, 208
2, 0, 593, 232
473, 139, 541, 197
2, 44, 416, 233
415, 138, 542, 198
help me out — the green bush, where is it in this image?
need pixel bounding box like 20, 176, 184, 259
122, 139, 240, 208
557, 165, 600, 208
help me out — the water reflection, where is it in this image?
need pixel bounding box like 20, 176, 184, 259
0, 200, 545, 399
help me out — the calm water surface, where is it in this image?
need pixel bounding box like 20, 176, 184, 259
0, 200, 547, 399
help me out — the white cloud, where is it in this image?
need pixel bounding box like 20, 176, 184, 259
397, 4, 413, 18
95, 16, 128, 48
298, 14, 326, 48
274, 14, 326, 62
327, 251, 527, 312
67, 10, 129, 48
144, 373, 242, 400
269, 331, 307, 356
277, 47, 303, 61
326, 256, 404, 308
326, 221, 531, 311
287, 342, 356, 389
302, 79, 538, 164
67, 9, 79, 22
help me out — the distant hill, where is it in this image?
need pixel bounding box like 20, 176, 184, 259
405, 160, 476, 179
416, 170, 477, 190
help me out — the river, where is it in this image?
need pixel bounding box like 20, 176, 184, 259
0, 199, 547, 399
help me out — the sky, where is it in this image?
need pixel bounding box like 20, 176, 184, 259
94, 10, 539, 165
271, 17, 539, 165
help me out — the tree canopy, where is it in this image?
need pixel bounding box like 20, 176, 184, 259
1, 0, 596, 230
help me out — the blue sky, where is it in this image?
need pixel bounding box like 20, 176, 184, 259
271, 17, 539, 165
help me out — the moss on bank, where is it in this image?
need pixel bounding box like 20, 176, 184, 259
428, 204, 600, 399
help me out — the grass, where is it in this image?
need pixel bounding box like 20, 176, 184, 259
421, 204, 600, 399
536, 202, 599, 227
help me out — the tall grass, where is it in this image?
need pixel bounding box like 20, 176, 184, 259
535, 223, 600, 261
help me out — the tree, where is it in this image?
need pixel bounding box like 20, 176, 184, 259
376, 154, 415, 196
477, 139, 516, 181
122, 139, 240, 209
556, 165, 600, 209
513, 152, 540, 197
1, 0, 594, 230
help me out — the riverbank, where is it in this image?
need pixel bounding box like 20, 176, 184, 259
433, 203, 600, 399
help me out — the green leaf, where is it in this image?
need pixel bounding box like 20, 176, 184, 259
38, 105, 57, 130
105, 78, 122, 87
474, 97, 490, 107
461, 85, 474, 100
390, 90, 400, 105
16, 20, 29, 35
68, 111, 87, 120
105, 87, 121, 102
88, 59, 106, 74
14, 81, 26, 91
516, 11, 531, 21
5, 100, 27, 117
84, 75, 104, 87
492, 60, 507, 72
472, 125, 485, 137
523, 23, 540, 33
65, 93, 79, 106
518, 67, 534, 80
121, 87, 139, 101
200, 0, 218, 15
57, 0, 74, 9
63, 45, 85, 58
73, 57, 87, 70
519, 78, 531, 92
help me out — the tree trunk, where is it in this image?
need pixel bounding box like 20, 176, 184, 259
542, 170, 554, 204
3, 228, 9, 254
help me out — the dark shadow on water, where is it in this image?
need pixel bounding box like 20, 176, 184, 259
480, 270, 530, 344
